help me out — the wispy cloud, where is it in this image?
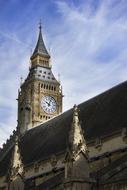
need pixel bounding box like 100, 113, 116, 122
0, 29, 31, 147
51, 0, 127, 109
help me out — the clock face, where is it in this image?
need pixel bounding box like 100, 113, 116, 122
41, 96, 57, 114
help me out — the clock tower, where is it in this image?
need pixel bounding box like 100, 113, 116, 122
18, 25, 63, 134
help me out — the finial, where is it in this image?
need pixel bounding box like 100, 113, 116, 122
58, 73, 61, 83
48, 47, 51, 54
15, 135, 18, 145
39, 19, 42, 31
20, 76, 23, 87
73, 104, 79, 116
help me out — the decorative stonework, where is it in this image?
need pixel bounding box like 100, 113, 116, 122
10, 136, 24, 181
122, 127, 127, 143
69, 105, 88, 156
95, 137, 102, 151
50, 154, 57, 168
34, 162, 40, 173
64, 105, 90, 190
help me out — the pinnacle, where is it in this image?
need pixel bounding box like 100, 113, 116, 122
31, 25, 50, 59
68, 104, 87, 154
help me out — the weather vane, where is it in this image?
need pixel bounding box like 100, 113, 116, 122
39, 19, 42, 30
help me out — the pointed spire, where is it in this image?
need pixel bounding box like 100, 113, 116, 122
64, 105, 90, 187
69, 105, 87, 155
31, 22, 50, 59
10, 135, 23, 179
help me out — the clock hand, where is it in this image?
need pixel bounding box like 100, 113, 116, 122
46, 98, 52, 107
49, 98, 52, 105
45, 101, 50, 106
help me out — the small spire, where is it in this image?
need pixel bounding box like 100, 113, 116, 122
73, 104, 79, 119
20, 76, 23, 87
31, 22, 50, 59
15, 135, 18, 145
69, 105, 87, 154
10, 135, 23, 179
64, 105, 89, 182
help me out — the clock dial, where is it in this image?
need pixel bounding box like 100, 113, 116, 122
41, 96, 57, 114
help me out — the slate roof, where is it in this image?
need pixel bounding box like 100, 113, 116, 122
0, 146, 13, 177
107, 167, 127, 183
27, 66, 58, 84
24, 170, 64, 190
20, 81, 127, 165
96, 153, 127, 184
1, 81, 127, 176
31, 26, 50, 59
37, 172, 64, 190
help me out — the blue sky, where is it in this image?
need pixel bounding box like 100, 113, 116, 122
0, 0, 127, 146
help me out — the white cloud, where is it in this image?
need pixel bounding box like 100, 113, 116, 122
51, 0, 127, 109
0, 30, 30, 147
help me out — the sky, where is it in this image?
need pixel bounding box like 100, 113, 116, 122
0, 0, 127, 147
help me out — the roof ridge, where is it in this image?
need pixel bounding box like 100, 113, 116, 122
79, 80, 127, 107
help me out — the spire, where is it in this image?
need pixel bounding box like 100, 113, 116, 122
64, 105, 90, 189
69, 104, 88, 155
31, 22, 50, 59
10, 135, 23, 179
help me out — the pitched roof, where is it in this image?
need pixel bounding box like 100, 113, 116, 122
0, 146, 13, 177
96, 153, 127, 183
24, 169, 64, 189
1, 81, 127, 176
36, 172, 64, 189
31, 25, 50, 59
20, 81, 127, 165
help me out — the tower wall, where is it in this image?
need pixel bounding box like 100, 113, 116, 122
18, 27, 63, 134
